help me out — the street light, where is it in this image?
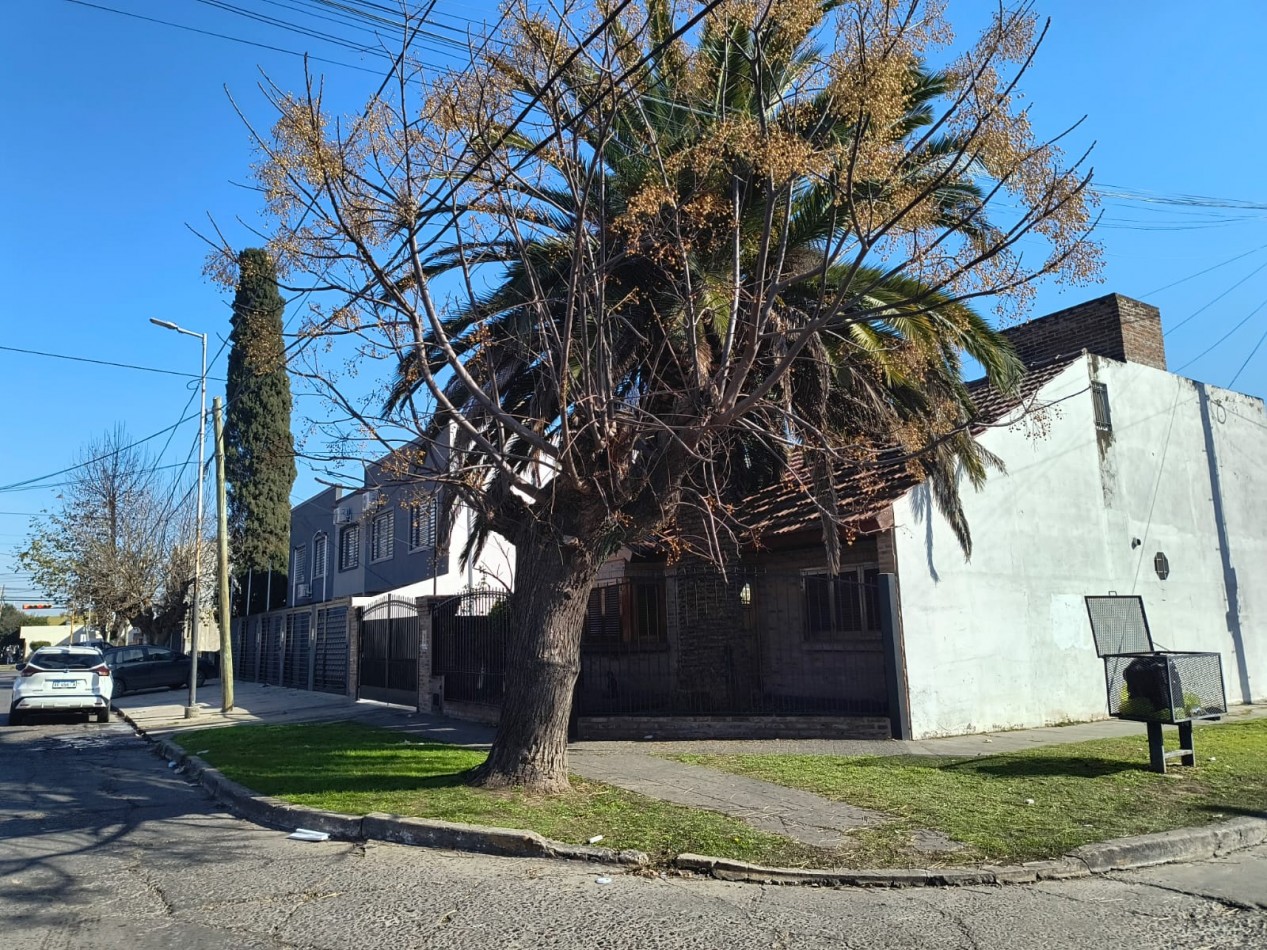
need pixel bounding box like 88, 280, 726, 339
150, 317, 207, 720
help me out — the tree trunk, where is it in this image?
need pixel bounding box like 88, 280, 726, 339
470, 531, 604, 793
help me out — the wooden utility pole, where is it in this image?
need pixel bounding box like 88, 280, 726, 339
213, 397, 235, 712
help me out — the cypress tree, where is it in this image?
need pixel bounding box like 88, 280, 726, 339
224, 248, 295, 611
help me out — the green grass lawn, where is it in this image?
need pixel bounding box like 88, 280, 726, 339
172, 722, 824, 867
677, 718, 1267, 865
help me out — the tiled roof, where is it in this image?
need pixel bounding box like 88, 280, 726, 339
735, 357, 1079, 539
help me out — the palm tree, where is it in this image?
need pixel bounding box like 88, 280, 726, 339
391, 0, 1020, 547
384, 0, 1031, 788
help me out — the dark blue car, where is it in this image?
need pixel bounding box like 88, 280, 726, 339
102, 645, 215, 696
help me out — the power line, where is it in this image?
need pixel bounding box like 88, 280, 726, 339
0, 415, 202, 494
62, 0, 486, 77
1162, 259, 1267, 338
1098, 183, 1267, 212
1228, 326, 1267, 388
1141, 241, 1267, 299
0, 343, 227, 381
1173, 297, 1267, 374
61, 0, 386, 74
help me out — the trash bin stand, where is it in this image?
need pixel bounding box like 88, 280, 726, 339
1146, 720, 1197, 774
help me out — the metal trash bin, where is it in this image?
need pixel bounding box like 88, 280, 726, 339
1086, 595, 1228, 772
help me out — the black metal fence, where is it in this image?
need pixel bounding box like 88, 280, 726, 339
431, 589, 511, 706
429, 571, 890, 721
231, 601, 350, 694
575, 570, 888, 718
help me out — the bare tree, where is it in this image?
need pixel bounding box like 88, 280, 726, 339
19, 427, 209, 644
211, 0, 1100, 790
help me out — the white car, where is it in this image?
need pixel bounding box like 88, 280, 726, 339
9, 645, 113, 725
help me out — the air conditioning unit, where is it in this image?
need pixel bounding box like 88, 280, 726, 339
295, 583, 311, 599
334, 506, 353, 525
363, 489, 380, 508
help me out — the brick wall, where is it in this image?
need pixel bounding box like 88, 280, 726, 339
1001, 293, 1166, 371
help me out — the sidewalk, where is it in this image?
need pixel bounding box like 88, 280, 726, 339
112, 680, 494, 748
112, 681, 1267, 851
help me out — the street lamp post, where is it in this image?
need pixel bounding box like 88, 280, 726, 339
150, 317, 206, 719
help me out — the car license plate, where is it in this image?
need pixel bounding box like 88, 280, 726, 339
52, 679, 79, 689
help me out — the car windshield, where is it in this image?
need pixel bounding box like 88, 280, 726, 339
30, 652, 101, 671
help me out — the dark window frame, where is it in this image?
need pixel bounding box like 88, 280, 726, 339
338, 523, 361, 571
802, 567, 882, 642
370, 509, 394, 563
583, 579, 668, 652
292, 545, 308, 585
1092, 381, 1112, 431
409, 494, 437, 551
312, 533, 327, 578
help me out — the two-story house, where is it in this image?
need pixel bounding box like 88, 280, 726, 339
286, 438, 514, 607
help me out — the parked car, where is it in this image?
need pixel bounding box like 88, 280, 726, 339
9, 645, 113, 725
102, 645, 214, 696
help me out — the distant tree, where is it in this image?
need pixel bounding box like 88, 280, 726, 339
17, 427, 205, 644
1, 603, 49, 646
224, 248, 296, 611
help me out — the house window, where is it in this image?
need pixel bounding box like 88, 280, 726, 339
583, 579, 667, 650
803, 567, 881, 642
338, 524, 360, 571
370, 510, 394, 563
409, 495, 437, 550
292, 546, 308, 585
1092, 382, 1112, 431
312, 534, 327, 578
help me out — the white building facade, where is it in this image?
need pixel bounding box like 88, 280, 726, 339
892, 296, 1267, 737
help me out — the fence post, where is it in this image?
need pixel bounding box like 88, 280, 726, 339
252, 616, 263, 682
416, 597, 435, 714
877, 573, 912, 740
307, 605, 318, 692
278, 612, 289, 688
347, 606, 362, 700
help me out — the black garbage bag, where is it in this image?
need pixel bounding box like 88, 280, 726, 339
1123, 655, 1183, 719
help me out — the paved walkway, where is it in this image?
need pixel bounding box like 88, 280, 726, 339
570, 749, 888, 848
112, 681, 1267, 851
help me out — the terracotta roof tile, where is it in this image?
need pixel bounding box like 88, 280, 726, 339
735, 357, 1078, 539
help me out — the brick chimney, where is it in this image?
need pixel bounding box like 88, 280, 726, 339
1000, 293, 1166, 371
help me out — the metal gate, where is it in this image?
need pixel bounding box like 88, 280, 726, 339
358, 597, 419, 706
313, 605, 348, 694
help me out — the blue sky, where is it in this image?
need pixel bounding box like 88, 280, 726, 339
2, 1, 1265, 607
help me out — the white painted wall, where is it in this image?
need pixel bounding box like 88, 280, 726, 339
384, 508, 516, 600
893, 357, 1267, 737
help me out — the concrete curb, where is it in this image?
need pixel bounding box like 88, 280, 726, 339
142, 726, 648, 868
674, 817, 1267, 887
119, 708, 1266, 887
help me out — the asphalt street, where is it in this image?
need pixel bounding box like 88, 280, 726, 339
1, 677, 1265, 949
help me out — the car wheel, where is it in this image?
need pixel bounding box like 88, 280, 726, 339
95, 708, 109, 724
196, 670, 207, 688
9, 708, 23, 726
114, 677, 128, 697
